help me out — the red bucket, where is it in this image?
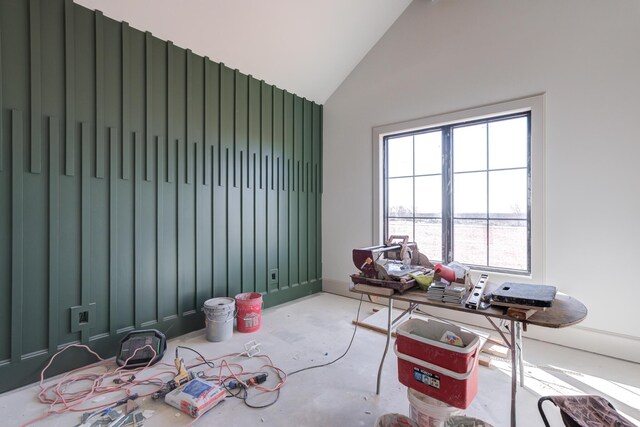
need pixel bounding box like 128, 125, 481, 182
235, 292, 263, 333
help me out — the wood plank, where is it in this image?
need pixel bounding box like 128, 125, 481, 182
203, 58, 211, 186
134, 131, 141, 327
177, 138, 184, 314
121, 22, 129, 180
48, 117, 60, 353
156, 135, 163, 324
145, 32, 152, 182
11, 110, 24, 362
95, 10, 104, 179
108, 127, 118, 335
80, 122, 90, 345
30, 0, 42, 174
352, 283, 394, 297
185, 50, 192, 184
507, 307, 538, 321
64, 0, 75, 176
482, 342, 509, 359
479, 354, 492, 367
0, 14, 3, 171
352, 319, 397, 338
166, 41, 173, 183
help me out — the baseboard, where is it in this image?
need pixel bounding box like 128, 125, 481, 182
323, 278, 640, 363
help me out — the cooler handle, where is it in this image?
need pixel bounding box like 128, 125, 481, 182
394, 342, 479, 381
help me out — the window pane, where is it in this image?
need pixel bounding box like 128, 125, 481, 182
489, 220, 527, 270
489, 169, 527, 219
415, 176, 441, 218
453, 219, 487, 266
388, 177, 413, 217
453, 123, 487, 172
416, 219, 442, 262
489, 117, 528, 170
388, 218, 413, 242
453, 172, 487, 219
415, 131, 442, 176
387, 135, 413, 178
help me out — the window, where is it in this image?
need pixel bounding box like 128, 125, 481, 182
373, 95, 544, 278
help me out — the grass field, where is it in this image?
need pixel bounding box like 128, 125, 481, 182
389, 218, 527, 270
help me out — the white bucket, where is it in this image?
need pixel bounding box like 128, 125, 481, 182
202, 297, 235, 342
408, 388, 462, 427
375, 413, 419, 427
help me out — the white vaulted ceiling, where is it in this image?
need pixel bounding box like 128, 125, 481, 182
74, 0, 412, 104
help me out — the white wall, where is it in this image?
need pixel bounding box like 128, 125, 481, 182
322, 0, 640, 361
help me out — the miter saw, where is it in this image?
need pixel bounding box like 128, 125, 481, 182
351, 235, 433, 293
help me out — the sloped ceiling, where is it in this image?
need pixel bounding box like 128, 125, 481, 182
74, 0, 412, 104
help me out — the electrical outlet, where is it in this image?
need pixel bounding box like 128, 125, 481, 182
70, 303, 96, 333
269, 268, 278, 284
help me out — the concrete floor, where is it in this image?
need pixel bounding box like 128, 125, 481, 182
3, 292, 640, 427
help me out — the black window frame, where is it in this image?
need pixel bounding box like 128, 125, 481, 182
383, 111, 532, 275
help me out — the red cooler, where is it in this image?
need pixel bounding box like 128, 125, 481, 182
395, 318, 481, 409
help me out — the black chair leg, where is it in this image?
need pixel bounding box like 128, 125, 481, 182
538, 396, 555, 427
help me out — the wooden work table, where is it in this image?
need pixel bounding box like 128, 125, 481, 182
349, 278, 588, 427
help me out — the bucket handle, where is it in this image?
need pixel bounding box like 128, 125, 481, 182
394, 342, 479, 381
202, 306, 238, 322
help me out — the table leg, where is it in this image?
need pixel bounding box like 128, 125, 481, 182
376, 297, 393, 395
517, 321, 524, 387
510, 319, 517, 427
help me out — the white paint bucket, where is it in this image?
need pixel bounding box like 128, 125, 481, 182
408, 388, 462, 427
202, 297, 235, 342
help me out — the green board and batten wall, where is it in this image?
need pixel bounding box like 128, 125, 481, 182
0, 0, 323, 393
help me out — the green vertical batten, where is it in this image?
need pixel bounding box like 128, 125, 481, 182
260, 83, 273, 190
48, 117, 59, 353
187, 141, 194, 185
185, 50, 192, 185
156, 135, 163, 321
121, 22, 129, 180
220, 64, 233, 188
0, 12, 3, 172
64, 0, 74, 176
177, 138, 184, 313
145, 138, 152, 182
145, 32, 152, 182
248, 76, 259, 189
208, 61, 220, 187
289, 94, 299, 288
319, 106, 323, 194
318, 106, 323, 283
80, 123, 91, 344
232, 70, 239, 188
11, 110, 24, 362
194, 140, 201, 307
300, 100, 311, 287
166, 42, 173, 183
29, 0, 41, 174
272, 88, 282, 192
95, 11, 104, 179
109, 127, 118, 335
203, 58, 211, 186
134, 132, 142, 327
310, 104, 319, 288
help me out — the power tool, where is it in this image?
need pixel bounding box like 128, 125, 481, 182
152, 357, 194, 400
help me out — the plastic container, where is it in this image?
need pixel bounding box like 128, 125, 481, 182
235, 292, 263, 333
408, 388, 462, 427
375, 413, 420, 427
202, 297, 235, 342
395, 318, 480, 409
433, 264, 456, 283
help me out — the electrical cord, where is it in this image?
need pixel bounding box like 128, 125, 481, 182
287, 293, 364, 377
176, 345, 216, 369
